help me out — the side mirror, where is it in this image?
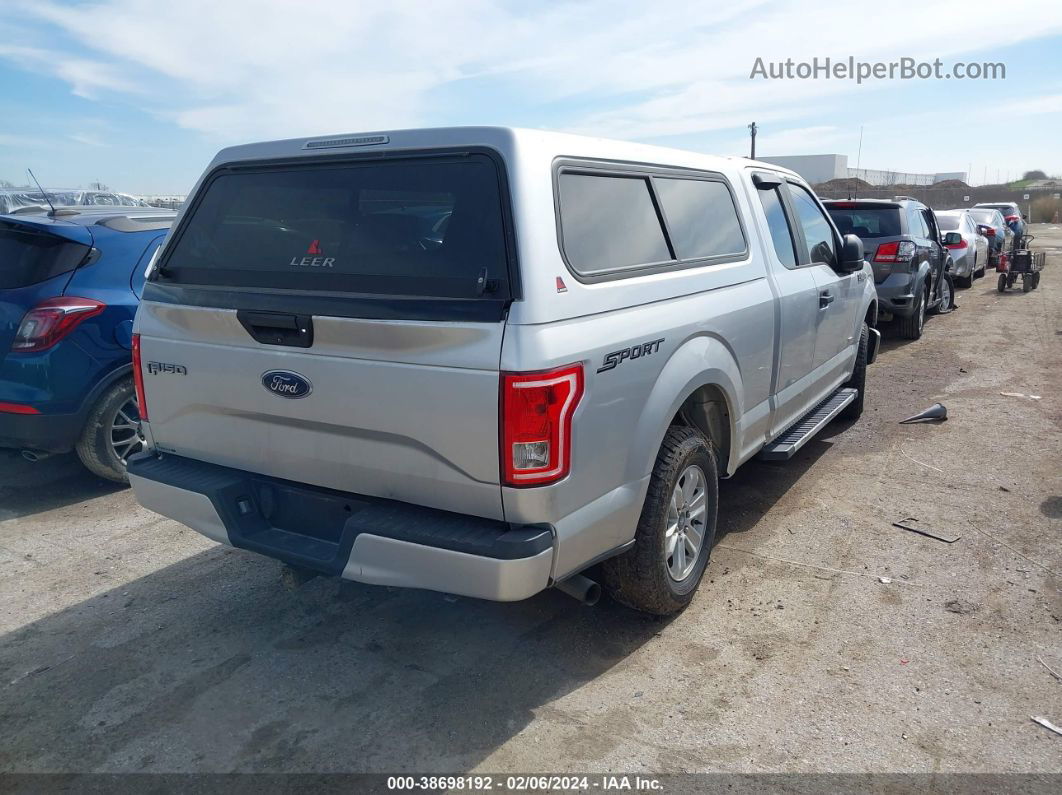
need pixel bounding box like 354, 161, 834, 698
839, 233, 864, 272
942, 232, 962, 246
1022, 214, 1029, 221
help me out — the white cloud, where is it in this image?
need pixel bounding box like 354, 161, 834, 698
0, 43, 144, 98
0, 133, 48, 149
3, 0, 1062, 144
67, 132, 106, 147
998, 92, 1062, 115
751, 125, 846, 156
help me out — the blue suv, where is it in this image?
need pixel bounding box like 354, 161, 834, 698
0, 205, 175, 481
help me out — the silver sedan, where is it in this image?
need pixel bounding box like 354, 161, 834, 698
937, 210, 989, 287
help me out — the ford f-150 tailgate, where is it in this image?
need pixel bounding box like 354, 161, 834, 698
134, 151, 514, 520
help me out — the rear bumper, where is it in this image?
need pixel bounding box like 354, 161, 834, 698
127, 453, 555, 602
0, 359, 133, 454
0, 409, 82, 453
874, 272, 919, 318
951, 251, 973, 277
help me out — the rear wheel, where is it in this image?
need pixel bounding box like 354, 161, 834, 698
75, 378, 143, 483
1023, 275, 1033, 293
932, 273, 954, 314
602, 426, 719, 615
997, 274, 1007, 292
898, 285, 926, 339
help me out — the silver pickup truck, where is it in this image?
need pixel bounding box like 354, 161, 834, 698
127, 127, 879, 615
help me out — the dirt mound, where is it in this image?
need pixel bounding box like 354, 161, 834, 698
815, 177, 872, 191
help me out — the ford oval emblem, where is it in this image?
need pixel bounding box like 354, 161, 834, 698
261, 370, 312, 399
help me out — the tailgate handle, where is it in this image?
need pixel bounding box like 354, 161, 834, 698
237, 311, 314, 348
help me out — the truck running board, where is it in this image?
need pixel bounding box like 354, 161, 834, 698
759, 388, 859, 461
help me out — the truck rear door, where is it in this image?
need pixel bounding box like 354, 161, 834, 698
136, 152, 514, 520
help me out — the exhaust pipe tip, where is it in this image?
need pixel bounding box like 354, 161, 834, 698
21, 449, 51, 463
555, 572, 602, 606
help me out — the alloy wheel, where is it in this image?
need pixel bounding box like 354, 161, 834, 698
665, 465, 708, 581
939, 278, 952, 311
110, 397, 144, 465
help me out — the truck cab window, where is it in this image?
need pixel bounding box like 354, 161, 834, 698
756, 185, 797, 268
788, 184, 837, 268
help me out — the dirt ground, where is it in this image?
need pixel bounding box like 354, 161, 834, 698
1, 226, 1059, 775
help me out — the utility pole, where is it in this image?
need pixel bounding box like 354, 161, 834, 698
856, 125, 864, 171
748, 121, 757, 160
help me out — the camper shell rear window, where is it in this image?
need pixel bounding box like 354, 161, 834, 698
156, 152, 513, 301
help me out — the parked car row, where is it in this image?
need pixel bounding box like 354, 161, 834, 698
0, 189, 151, 215
822, 196, 1032, 339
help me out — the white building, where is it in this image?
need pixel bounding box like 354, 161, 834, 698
758, 154, 965, 186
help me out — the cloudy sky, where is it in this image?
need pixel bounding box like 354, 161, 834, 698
1, 0, 1061, 194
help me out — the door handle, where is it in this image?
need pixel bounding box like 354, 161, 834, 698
237, 310, 315, 348
819, 291, 834, 309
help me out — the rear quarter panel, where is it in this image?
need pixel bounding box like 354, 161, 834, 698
501, 156, 776, 577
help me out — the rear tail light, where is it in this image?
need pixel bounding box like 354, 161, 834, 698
1004, 214, 1019, 222
11, 297, 105, 353
132, 333, 148, 421
0, 402, 40, 414
501, 363, 583, 487
872, 240, 916, 263
984, 228, 996, 237
945, 239, 968, 249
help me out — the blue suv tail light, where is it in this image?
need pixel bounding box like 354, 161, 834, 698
11, 297, 106, 353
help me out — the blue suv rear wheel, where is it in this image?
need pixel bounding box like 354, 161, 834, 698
75, 377, 144, 482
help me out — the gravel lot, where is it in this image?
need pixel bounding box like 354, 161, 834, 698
1, 226, 1059, 775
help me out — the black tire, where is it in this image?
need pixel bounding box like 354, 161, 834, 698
931, 273, 955, 314
839, 322, 868, 421
997, 273, 1007, 292
897, 284, 926, 339
1023, 276, 1033, 293
1032, 272, 1041, 290
602, 426, 719, 615
75, 377, 142, 483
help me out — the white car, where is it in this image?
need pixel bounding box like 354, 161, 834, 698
936, 209, 989, 287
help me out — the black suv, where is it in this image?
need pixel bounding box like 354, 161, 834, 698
823, 198, 954, 340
